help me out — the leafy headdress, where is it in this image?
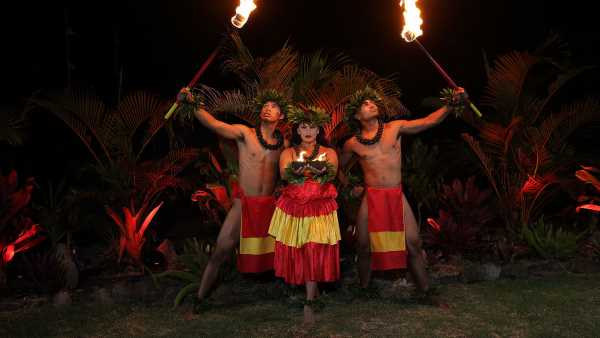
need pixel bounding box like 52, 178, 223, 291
287, 104, 331, 127
344, 86, 384, 128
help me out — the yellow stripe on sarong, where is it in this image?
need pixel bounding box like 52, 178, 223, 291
268, 208, 340, 248
239, 236, 275, 255
370, 231, 406, 253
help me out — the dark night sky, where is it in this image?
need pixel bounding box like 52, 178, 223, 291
6, 1, 600, 108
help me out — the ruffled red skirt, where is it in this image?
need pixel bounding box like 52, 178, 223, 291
268, 181, 341, 285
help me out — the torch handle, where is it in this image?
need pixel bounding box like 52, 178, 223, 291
414, 39, 482, 117
164, 45, 222, 120
188, 46, 220, 88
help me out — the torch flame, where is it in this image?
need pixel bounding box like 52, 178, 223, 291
315, 153, 327, 162
400, 0, 423, 42
297, 151, 307, 162
231, 0, 257, 29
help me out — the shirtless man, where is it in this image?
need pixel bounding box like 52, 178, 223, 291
178, 88, 290, 309
340, 86, 466, 298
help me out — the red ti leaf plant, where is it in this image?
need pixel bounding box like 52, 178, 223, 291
575, 166, 600, 214
424, 176, 495, 259
0, 171, 45, 287
105, 200, 164, 267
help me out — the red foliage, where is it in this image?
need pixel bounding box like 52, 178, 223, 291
0, 171, 45, 268
105, 200, 164, 266
575, 166, 600, 214
423, 176, 495, 258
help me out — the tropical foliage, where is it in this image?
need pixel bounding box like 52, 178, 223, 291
27, 90, 200, 266
575, 166, 600, 214
424, 176, 495, 258
521, 217, 584, 260
0, 170, 45, 287
462, 35, 600, 236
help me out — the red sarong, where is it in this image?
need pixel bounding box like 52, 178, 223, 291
236, 186, 276, 273
367, 186, 407, 270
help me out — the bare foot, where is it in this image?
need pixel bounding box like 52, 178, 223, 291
183, 309, 198, 321
303, 305, 315, 326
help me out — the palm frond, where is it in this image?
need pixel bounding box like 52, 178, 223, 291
481, 51, 539, 119
329, 65, 407, 118
198, 85, 254, 125
531, 66, 595, 122
256, 42, 298, 94
221, 31, 257, 86
292, 50, 349, 101
533, 32, 571, 69
157, 148, 201, 177
115, 91, 165, 139
478, 117, 523, 161
546, 99, 600, 153
26, 90, 110, 166
462, 133, 501, 199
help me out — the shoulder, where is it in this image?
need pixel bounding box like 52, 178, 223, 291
281, 147, 295, 158
386, 119, 406, 129
323, 146, 337, 155
343, 136, 357, 150
236, 124, 252, 133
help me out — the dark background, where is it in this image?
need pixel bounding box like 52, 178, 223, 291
6, 1, 600, 105
3, 1, 600, 179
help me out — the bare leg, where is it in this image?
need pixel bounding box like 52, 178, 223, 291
403, 194, 430, 292
303, 281, 318, 325
197, 199, 242, 300
356, 195, 371, 288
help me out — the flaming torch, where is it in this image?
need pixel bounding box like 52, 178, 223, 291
231, 0, 258, 28
164, 0, 258, 119
399, 0, 482, 117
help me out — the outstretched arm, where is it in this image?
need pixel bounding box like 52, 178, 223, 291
390, 105, 451, 136
194, 107, 246, 140
391, 87, 466, 137
178, 87, 246, 140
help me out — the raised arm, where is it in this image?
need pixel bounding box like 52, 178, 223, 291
178, 87, 246, 140
389, 105, 451, 136
390, 87, 466, 137
194, 107, 246, 140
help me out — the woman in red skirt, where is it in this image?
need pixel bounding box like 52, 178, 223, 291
268, 105, 340, 324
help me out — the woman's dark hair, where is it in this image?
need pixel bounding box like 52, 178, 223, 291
290, 123, 329, 147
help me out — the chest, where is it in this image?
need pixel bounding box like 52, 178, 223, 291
242, 138, 281, 163
354, 133, 402, 160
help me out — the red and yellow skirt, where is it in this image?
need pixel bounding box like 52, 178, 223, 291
367, 186, 407, 270
235, 183, 276, 273
268, 181, 341, 285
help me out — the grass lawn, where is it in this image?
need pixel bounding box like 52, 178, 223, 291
1, 273, 599, 337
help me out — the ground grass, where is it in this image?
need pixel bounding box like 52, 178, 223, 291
1, 273, 599, 337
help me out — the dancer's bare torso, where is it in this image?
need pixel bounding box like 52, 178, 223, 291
236, 128, 282, 196
344, 123, 403, 188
